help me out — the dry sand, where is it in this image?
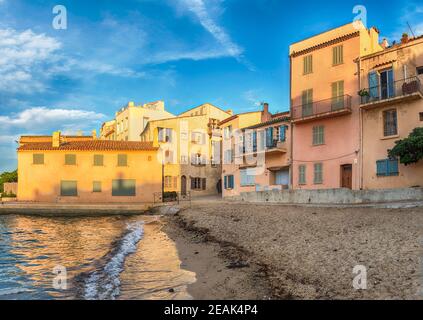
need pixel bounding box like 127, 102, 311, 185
165, 201, 423, 300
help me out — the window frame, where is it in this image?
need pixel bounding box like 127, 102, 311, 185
303, 54, 313, 75
313, 163, 323, 184
65, 154, 77, 166
92, 181, 102, 193
33, 153, 44, 165
312, 125, 325, 146
383, 109, 398, 137
93, 154, 104, 166
117, 154, 128, 167
332, 45, 344, 66
60, 180, 78, 197
298, 165, 306, 185
240, 168, 255, 187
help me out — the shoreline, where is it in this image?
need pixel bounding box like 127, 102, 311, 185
163, 213, 274, 300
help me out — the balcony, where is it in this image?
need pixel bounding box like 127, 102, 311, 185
292, 95, 352, 123
360, 76, 423, 109
243, 140, 287, 156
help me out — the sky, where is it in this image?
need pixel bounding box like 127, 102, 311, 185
0, 0, 422, 172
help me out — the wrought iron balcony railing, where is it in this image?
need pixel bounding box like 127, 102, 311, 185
359, 76, 423, 105
291, 95, 352, 121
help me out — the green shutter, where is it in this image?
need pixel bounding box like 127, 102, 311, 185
112, 179, 136, 196
117, 154, 128, 166
65, 154, 76, 165
33, 153, 44, 164
93, 181, 102, 192
303, 55, 313, 74
314, 163, 323, 184
299, 165, 306, 184
61, 181, 77, 196
376, 160, 388, 176
94, 154, 104, 166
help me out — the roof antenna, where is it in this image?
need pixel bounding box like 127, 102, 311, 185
407, 21, 416, 38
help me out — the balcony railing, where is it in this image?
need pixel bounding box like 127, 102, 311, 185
359, 76, 423, 105
291, 95, 352, 121
242, 140, 286, 155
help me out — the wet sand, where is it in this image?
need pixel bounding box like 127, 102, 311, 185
164, 201, 423, 300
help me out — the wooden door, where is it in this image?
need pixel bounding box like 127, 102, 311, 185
341, 165, 352, 189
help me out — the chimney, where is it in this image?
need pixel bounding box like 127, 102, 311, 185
52, 131, 61, 148
261, 102, 271, 122
380, 38, 389, 49
226, 109, 233, 116
128, 101, 135, 107
401, 33, 409, 44
92, 130, 97, 139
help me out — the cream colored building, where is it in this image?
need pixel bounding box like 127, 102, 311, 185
112, 100, 174, 141
140, 103, 232, 196
100, 120, 116, 141
359, 34, 423, 189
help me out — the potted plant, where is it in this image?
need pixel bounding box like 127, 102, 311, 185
401, 33, 409, 44
358, 89, 370, 103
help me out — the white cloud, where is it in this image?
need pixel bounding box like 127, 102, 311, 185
179, 0, 242, 58
0, 107, 105, 130
242, 89, 263, 110
387, 2, 423, 42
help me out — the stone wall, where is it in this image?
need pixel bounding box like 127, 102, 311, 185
225, 188, 423, 204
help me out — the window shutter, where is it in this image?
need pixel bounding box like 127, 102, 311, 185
173, 176, 178, 188
376, 160, 388, 176
118, 154, 127, 166
202, 178, 206, 190
368, 72, 379, 98
33, 153, 44, 164
191, 177, 195, 189
279, 126, 286, 142
229, 175, 234, 189
94, 154, 103, 166
224, 176, 228, 189
388, 159, 399, 175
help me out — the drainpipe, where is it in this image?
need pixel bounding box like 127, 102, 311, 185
289, 54, 294, 189
356, 56, 364, 190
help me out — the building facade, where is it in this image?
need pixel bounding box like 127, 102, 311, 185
100, 120, 117, 141
290, 22, 382, 190
359, 35, 423, 189
140, 103, 232, 196
219, 103, 291, 197
17, 132, 161, 203
113, 100, 174, 141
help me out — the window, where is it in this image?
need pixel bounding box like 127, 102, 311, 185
383, 109, 398, 136
224, 175, 234, 189
65, 154, 76, 165
180, 155, 188, 164
61, 181, 77, 197
224, 149, 232, 164
191, 177, 206, 190
416, 66, 423, 75
278, 125, 286, 142
191, 153, 205, 166
312, 126, 324, 145
223, 125, 232, 139
332, 45, 343, 65
158, 128, 172, 142
33, 153, 44, 165
298, 165, 306, 185
314, 163, 323, 184
164, 176, 172, 188
376, 159, 399, 176
265, 127, 274, 148
93, 181, 102, 193
93, 154, 104, 166
112, 179, 136, 196
191, 131, 205, 144
303, 55, 313, 74
240, 169, 255, 186
302, 89, 313, 117
117, 154, 128, 166
331, 80, 344, 110
420, 112, 423, 121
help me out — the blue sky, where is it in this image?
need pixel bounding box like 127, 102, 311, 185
0, 0, 422, 172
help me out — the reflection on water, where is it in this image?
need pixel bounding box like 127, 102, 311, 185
0, 215, 195, 300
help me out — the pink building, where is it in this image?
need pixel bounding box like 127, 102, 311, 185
290, 22, 382, 190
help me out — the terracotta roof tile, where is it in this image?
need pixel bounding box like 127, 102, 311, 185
18, 140, 158, 151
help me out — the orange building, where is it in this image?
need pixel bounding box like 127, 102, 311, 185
290, 22, 382, 190
17, 132, 161, 203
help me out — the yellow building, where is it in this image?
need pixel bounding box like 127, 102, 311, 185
140, 103, 232, 196
359, 34, 423, 189
17, 131, 161, 203
114, 100, 174, 141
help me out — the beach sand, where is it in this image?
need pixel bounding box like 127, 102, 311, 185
164, 201, 423, 300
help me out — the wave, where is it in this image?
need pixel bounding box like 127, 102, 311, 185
82, 221, 144, 300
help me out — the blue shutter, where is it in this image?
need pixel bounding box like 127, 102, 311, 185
279, 126, 286, 142
229, 175, 234, 189
369, 72, 379, 98
388, 159, 399, 176
376, 160, 388, 176
266, 127, 274, 147
252, 131, 257, 151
